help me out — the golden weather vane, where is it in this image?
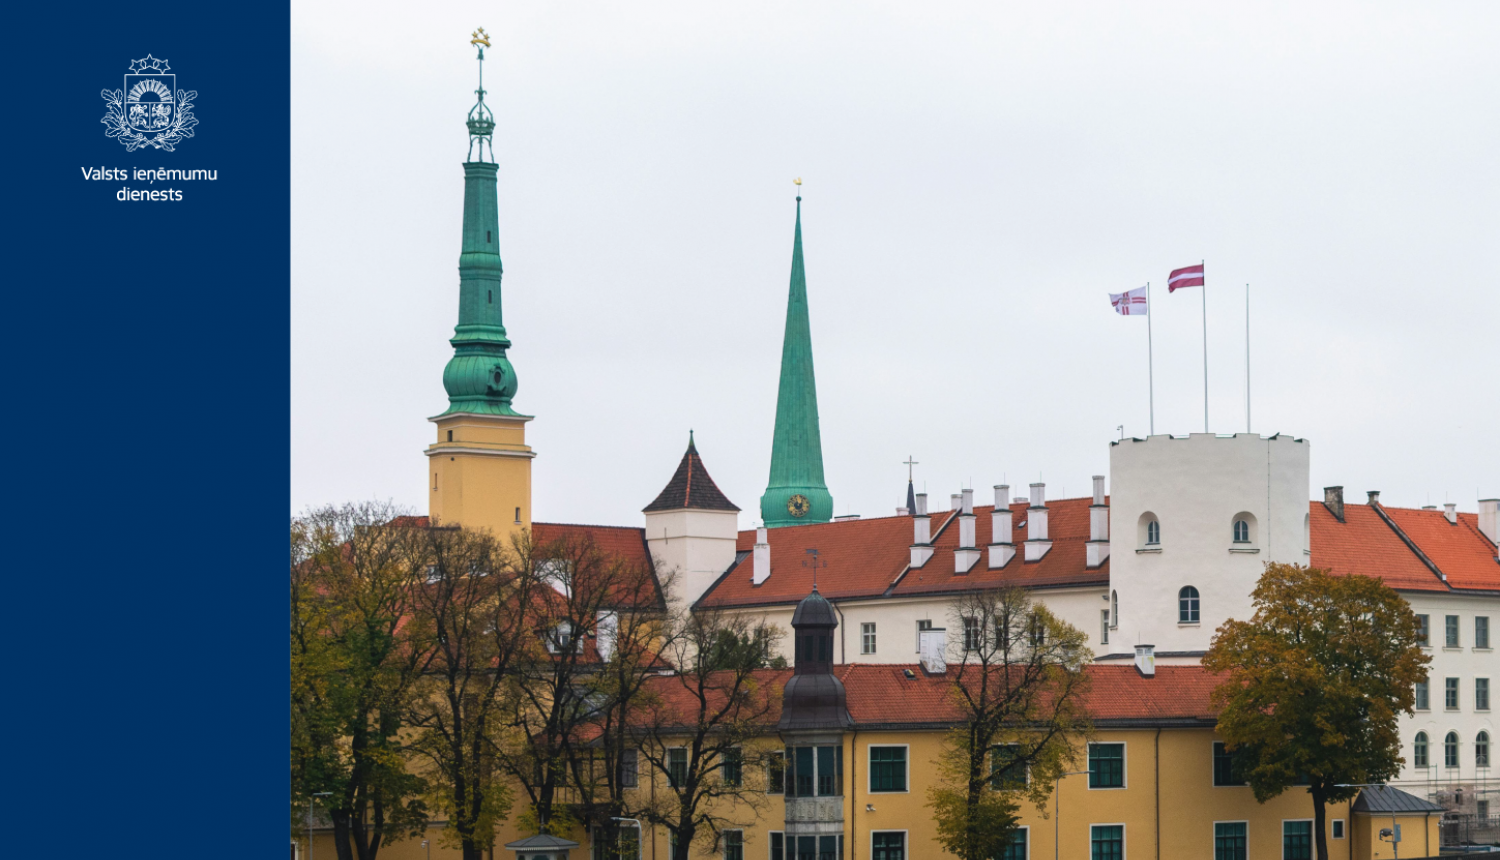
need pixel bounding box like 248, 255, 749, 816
794, 177, 802, 186
471, 27, 491, 48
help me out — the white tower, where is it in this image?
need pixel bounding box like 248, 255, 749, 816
643, 434, 741, 607
1107, 433, 1310, 660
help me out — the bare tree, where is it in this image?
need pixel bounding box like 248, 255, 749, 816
290, 502, 432, 860
928, 586, 1093, 860
632, 609, 782, 860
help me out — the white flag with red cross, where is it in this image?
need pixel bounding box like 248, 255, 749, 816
1110, 286, 1149, 316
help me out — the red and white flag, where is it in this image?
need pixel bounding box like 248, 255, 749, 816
1168, 263, 1205, 292
1110, 286, 1148, 316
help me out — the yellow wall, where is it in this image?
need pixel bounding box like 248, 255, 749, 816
1352, 810, 1440, 860
426, 412, 534, 539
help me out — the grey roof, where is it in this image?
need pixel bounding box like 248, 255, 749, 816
506, 835, 581, 850
1350, 786, 1445, 814
790, 586, 837, 627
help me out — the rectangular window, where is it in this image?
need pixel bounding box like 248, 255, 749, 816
1088, 743, 1125, 788
1101, 610, 1110, 645
869, 746, 907, 792
793, 746, 814, 797
1477, 678, 1491, 711
1478, 616, 1492, 649
723, 831, 743, 860
1214, 822, 1247, 860
1415, 680, 1430, 710
1029, 615, 1046, 648
1090, 825, 1123, 860
1417, 614, 1430, 646
916, 619, 932, 652
991, 744, 1027, 789
1213, 742, 1246, 786
620, 749, 638, 788
1331, 819, 1345, 840
770, 833, 784, 860
817, 836, 837, 860
1446, 677, 1460, 710
768, 751, 785, 793
797, 837, 816, 860
998, 828, 1027, 860
871, 833, 904, 860
1283, 821, 1312, 860
817, 745, 839, 796
722, 748, 742, 787
1477, 800, 1489, 820
1447, 615, 1461, 647
862, 622, 877, 655
668, 748, 687, 789
963, 616, 982, 651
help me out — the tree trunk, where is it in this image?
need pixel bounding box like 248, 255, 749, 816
331, 810, 355, 860
1311, 786, 1328, 860
675, 821, 696, 860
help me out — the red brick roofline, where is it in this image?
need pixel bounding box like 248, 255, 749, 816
1366, 502, 1449, 586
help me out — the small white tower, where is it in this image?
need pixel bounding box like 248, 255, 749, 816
1107, 433, 1310, 659
643, 433, 741, 607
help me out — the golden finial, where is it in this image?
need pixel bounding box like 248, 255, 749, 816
794, 177, 802, 186
471, 27, 491, 48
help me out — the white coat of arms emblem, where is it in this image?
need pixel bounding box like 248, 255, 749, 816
101, 55, 199, 151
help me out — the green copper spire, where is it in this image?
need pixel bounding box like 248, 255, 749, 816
760, 193, 833, 527
440, 31, 522, 417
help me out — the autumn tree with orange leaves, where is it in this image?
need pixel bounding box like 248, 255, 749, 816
1203, 563, 1429, 860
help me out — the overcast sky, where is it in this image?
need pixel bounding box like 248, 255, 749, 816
291, 2, 1498, 529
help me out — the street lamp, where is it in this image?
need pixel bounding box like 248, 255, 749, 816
611, 817, 643, 860
422, 838, 431, 860
308, 792, 332, 860
1337, 783, 1400, 860
1054, 770, 1092, 860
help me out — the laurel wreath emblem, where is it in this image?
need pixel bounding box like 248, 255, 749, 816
100, 87, 199, 151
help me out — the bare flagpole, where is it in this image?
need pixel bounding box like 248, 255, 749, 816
1201, 259, 1208, 433
1147, 282, 1155, 435
1245, 283, 1251, 433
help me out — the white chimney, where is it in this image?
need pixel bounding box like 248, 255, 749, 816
1025, 482, 1051, 561
989, 485, 1015, 568
1134, 644, 1155, 677
1478, 499, 1499, 548
955, 490, 980, 574
596, 611, 619, 662
919, 628, 947, 675
951, 493, 963, 512
751, 527, 771, 585
911, 494, 934, 567
1087, 474, 1110, 569
1443, 502, 1457, 525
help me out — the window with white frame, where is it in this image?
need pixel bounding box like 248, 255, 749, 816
1417, 614, 1430, 646
963, 616, 981, 651
1415, 678, 1430, 710
1446, 614, 1461, 647
1478, 678, 1491, 711
1414, 732, 1429, 767
668, 747, 687, 787
871, 833, 904, 860
1445, 732, 1460, 768
1331, 819, 1345, 840
1282, 820, 1312, 860
861, 622, 877, 655
1214, 822, 1247, 860
1100, 610, 1110, 645
770, 833, 784, 860
620, 749, 638, 787
1179, 586, 1200, 623
1478, 616, 1491, 649
1090, 825, 1123, 860
868, 746, 907, 792
916, 619, 932, 653
1476, 731, 1490, 768
1446, 677, 1460, 710
722, 830, 743, 860
997, 828, 1027, 860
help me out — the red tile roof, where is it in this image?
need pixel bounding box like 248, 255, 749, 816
1380, 507, 1500, 592
642, 438, 740, 513
1309, 503, 1445, 591
698, 498, 1108, 609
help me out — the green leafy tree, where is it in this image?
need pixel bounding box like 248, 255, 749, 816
291, 502, 432, 860
1203, 563, 1430, 860
927, 586, 1092, 860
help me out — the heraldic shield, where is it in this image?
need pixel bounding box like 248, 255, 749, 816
124, 73, 175, 132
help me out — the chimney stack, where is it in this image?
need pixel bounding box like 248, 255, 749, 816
1134, 644, 1156, 678
1324, 486, 1345, 523
989, 485, 1015, 568
911, 494, 934, 567
1443, 502, 1458, 525
951, 493, 963, 512
1025, 482, 1052, 561
1478, 499, 1499, 547
1367, 490, 1381, 505
955, 489, 980, 574
596, 611, 619, 662
751, 527, 771, 585
919, 627, 947, 675
1087, 475, 1110, 569
962, 488, 974, 514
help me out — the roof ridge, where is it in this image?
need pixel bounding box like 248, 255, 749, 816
534, 521, 645, 531
1368, 502, 1450, 588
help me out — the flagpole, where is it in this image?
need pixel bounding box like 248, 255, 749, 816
1147, 282, 1155, 436
1201, 259, 1208, 433
1245, 283, 1251, 433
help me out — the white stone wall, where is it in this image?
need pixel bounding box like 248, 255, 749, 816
1106, 433, 1310, 657
1397, 591, 1498, 789
643, 508, 740, 607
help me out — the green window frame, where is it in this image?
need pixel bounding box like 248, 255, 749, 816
1446, 614, 1460, 647
1416, 614, 1429, 646
1213, 742, 1246, 786
1214, 822, 1246, 860
668, 748, 687, 789
722, 748, 742, 787
768, 751, 785, 794
1090, 825, 1123, 860
871, 833, 904, 860
723, 831, 743, 860
869, 746, 907, 792
995, 828, 1027, 860
990, 744, 1027, 790
796, 837, 816, 860
770, 833, 784, 860
1283, 821, 1312, 860
1089, 743, 1125, 788
1477, 616, 1491, 649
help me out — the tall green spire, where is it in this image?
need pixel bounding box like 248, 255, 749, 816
439, 31, 522, 417
760, 194, 833, 527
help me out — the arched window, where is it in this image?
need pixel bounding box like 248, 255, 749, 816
1478, 731, 1490, 768
1445, 732, 1459, 768
1110, 591, 1119, 627
1233, 519, 1249, 542
1414, 732, 1429, 768
1147, 520, 1160, 545
1178, 586, 1200, 623
1138, 512, 1160, 548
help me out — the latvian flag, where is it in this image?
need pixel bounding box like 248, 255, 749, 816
1168, 263, 1205, 292
1110, 286, 1148, 316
